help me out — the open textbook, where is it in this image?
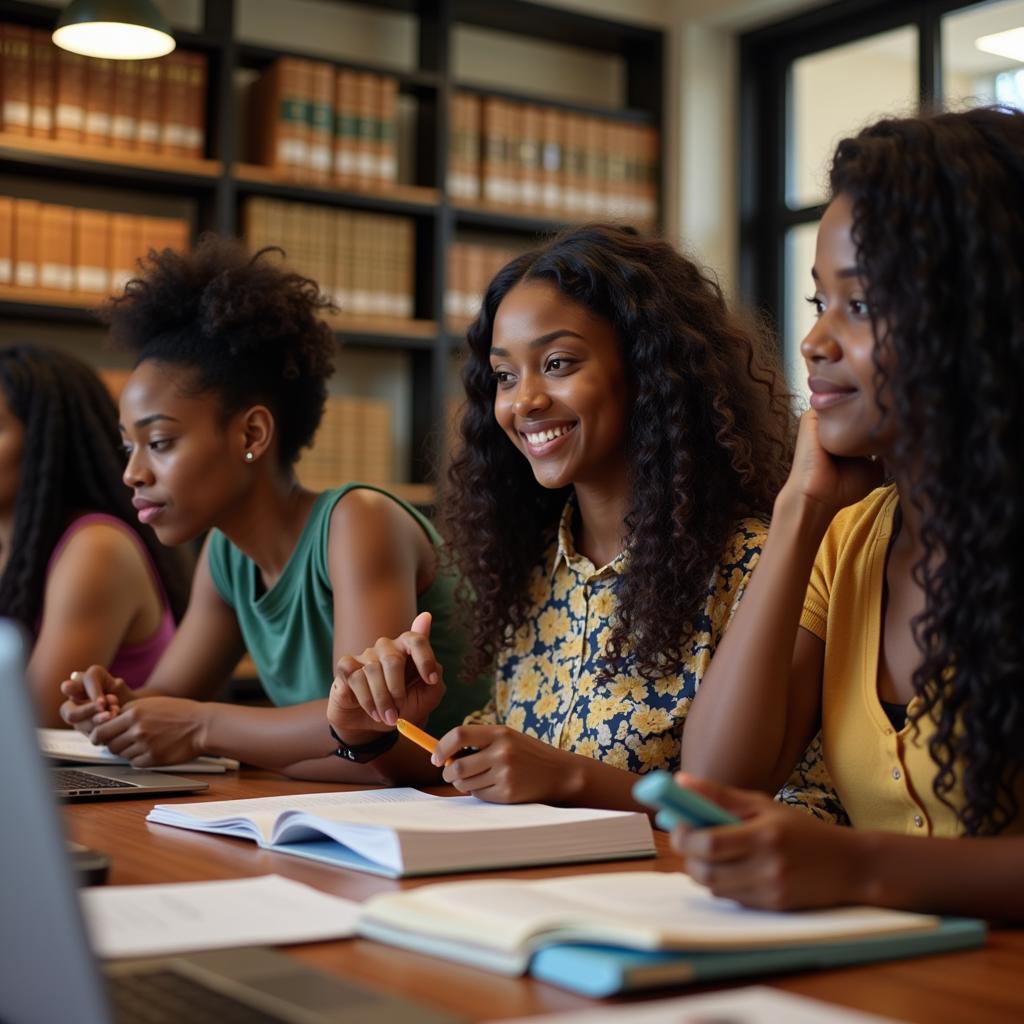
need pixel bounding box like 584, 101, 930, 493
357, 871, 986, 985
39, 728, 238, 773
146, 787, 655, 878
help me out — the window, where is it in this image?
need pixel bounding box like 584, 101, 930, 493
742, 0, 1024, 397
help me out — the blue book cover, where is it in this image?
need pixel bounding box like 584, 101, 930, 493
529, 918, 987, 997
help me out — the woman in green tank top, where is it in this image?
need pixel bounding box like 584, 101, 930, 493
57, 237, 480, 780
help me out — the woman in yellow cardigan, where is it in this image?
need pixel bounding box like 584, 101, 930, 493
678, 106, 1024, 920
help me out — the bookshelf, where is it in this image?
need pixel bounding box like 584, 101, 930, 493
0, 0, 665, 492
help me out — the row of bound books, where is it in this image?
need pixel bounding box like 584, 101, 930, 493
249, 59, 398, 187
297, 395, 395, 492
450, 92, 659, 225
445, 242, 519, 325
0, 25, 206, 157
243, 196, 415, 320
0, 197, 187, 297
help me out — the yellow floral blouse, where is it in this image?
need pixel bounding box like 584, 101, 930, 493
465, 500, 846, 823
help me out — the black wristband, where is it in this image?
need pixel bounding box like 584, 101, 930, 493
328, 724, 400, 763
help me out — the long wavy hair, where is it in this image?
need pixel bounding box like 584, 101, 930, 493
443, 224, 794, 683
829, 106, 1024, 835
0, 345, 190, 633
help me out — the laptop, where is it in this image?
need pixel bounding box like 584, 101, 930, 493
0, 621, 462, 1024
52, 761, 209, 800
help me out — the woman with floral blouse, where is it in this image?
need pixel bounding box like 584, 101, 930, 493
325, 224, 841, 820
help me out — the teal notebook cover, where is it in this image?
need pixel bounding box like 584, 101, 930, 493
529, 917, 987, 997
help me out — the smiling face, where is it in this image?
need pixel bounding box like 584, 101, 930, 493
118, 359, 255, 546
488, 278, 631, 494
802, 193, 898, 459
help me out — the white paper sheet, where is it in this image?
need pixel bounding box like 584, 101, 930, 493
493, 985, 905, 1023
81, 874, 359, 958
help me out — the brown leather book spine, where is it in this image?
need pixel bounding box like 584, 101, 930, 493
242, 196, 265, 251
521, 104, 542, 211
333, 68, 358, 183
13, 199, 41, 288
307, 61, 334, 184
2, 25, 33, 136
83, 57, 113, 147
540, 107, 563, 213
74, 208, 111, 295
53, 49, 85, 142
350, 212, 372, 315
481, 97, 503, 205
184, 51, 207, 158
39, 203, 74, 291
331, 207, 353, 311
378, 74, 398, 186
0, 196, 14, 285
109, 212, 140, 293
135, 58, 163, 152
30, 30, 55, 138
159, 52, 189, 156
110, 59, 139, 150
354, 72, 376, 187
584, 116, 604, 217
164, 217, 190, 254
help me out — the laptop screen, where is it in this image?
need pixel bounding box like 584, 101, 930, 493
0, 619, 113, 1024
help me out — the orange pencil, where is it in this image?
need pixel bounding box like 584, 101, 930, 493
395, 718, 438, 756
396, 718, 476, 767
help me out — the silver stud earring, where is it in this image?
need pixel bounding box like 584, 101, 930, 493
244, 451, 255, 463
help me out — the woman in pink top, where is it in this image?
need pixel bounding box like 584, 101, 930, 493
0, 346, 190, 725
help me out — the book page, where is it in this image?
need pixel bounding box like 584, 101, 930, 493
363, 871, 938, 953
149, 787, 440, 843
529, 873, 938, 947
276, 790, 637, 831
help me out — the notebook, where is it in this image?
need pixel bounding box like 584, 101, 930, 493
146, 787, 655, 877
39, 726, 239, 773
0, 620, 461, 1024
356, 870, 986, 990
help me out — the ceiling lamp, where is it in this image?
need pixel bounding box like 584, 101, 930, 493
52, 0, 175, 60
975, 27, 1024, 64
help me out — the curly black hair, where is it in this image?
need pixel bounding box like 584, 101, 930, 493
443, 223, 795, 683
103, 235, 336, 466
829, 106, 1024, 836
0, 345, 190, 633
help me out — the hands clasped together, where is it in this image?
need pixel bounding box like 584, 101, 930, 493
58, 668, 205, 767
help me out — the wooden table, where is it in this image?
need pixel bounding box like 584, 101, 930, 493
64, 772, 1024, 1023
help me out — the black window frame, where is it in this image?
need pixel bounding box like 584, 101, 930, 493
739, 0, 998, 352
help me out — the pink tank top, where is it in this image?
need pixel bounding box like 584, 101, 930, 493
45, 513, 175, 689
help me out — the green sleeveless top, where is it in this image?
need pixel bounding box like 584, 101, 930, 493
206, 483, 480, 734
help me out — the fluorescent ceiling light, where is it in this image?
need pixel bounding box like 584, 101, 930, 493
975, 27, 1024, 64
52, 0, 175, 60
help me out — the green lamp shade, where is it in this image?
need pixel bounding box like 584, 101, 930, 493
52, 0, 175, 60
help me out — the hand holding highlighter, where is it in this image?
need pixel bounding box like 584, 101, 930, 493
632, 770, 739, 830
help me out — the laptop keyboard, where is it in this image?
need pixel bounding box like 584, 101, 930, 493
54, 768, 136, 790
111, 969, 287, 1023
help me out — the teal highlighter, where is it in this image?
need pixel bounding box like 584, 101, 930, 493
633, 770, 740, 831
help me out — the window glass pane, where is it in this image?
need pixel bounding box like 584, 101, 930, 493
784, 221, 820, 407
788, 27, 918, 209
943, 0, 1024, 111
